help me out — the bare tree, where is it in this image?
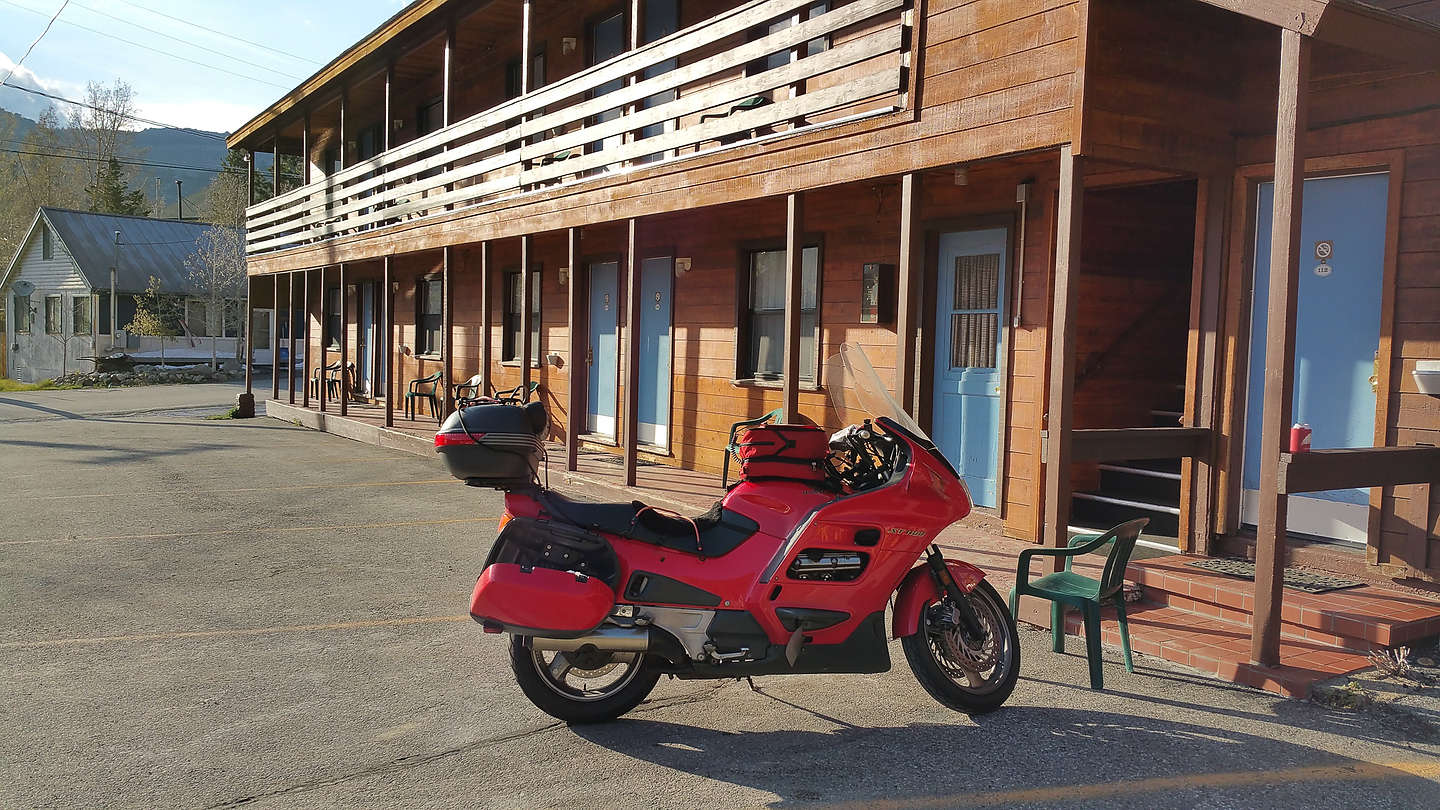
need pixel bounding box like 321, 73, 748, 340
183, 225, 247, 362
68, 80, 140, 191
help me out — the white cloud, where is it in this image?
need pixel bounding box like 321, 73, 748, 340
0, 50, 86, 120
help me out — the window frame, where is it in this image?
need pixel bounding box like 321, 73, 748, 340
223, 299, 242, 339
13, 294, 32, 334
185, 298, 211, 338
71, 295, 93, 336
502, 266, 542, 365
416, 276, 443, 358
44, 295, 63, 336
41, 223, 53, 260
324, 286, 342, 350
735, 238, 823, 384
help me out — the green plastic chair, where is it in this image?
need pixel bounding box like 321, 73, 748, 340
1008, 518, 1149, 690
405, 371, 444, 422
720, 407, 783, 488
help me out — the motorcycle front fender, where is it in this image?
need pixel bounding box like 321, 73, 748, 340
891, 559, 986, 638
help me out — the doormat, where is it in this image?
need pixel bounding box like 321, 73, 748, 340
1184, 558, 1365, 594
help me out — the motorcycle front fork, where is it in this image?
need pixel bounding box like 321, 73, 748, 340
924, 544, 988, 644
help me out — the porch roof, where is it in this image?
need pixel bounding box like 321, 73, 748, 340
1194, 0, 1440, 69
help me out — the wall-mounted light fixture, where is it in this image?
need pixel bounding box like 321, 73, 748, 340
393, 119, 405, 131
558, 266, 569, 287
953, 165, 969, 186
674, 257, 692, 277
562, 37, 577, 55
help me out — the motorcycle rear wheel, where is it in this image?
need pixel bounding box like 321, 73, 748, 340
509, 636, 661, 724
901, 579, 1020, 715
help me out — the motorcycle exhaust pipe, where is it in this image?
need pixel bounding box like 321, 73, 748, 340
529, 626, 651, 653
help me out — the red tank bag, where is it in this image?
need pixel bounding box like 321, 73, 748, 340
736, 424, 829, 483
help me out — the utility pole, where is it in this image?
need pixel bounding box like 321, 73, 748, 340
175, 179, 184, 221
154, 177, 161, 218
111, 230, 120, 347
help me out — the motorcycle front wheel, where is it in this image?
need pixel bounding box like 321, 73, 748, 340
901, 579, 1020, 714
509, 636, 661, 724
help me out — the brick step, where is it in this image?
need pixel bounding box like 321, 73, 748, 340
1123, 557, 1440, 648
1061, 601, 1374, 699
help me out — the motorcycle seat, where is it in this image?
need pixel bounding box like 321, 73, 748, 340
536, 490, 759, 557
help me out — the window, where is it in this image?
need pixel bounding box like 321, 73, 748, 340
948, 254, 1002, 369
324, 286, 342, 348
503, 268, 541, 363
417, 98, 444, 137
749, 2, 830, 75
13, 294, 31, 334
41, 223, 53, 260
185, 299, 210, 337
45, 295, 63, 335
743, 246, 820, 382
72, 296, 92, 336
417, 278, 442, 356
223, 299, 242, 338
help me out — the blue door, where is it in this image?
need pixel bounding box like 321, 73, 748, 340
932, 228, 1008, 508
357, 282, 374, 395
587, 261, 619, 438
637, 256, 673, 448
1243, 173, 1388, 542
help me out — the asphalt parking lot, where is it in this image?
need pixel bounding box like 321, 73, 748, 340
1, 385, 1437, 808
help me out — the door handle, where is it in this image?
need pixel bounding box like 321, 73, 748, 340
1370, 349, 1380, 394
587, 346, 593, 365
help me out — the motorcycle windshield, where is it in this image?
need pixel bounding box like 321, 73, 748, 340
825, 343, 931, 443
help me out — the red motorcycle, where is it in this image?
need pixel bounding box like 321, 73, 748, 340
437, 345, 1019, 723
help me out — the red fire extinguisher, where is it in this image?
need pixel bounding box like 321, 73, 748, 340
1289, 422, 1312, 453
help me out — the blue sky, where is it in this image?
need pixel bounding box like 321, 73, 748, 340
0, 0, 408, 133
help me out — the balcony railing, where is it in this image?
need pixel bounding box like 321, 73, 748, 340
245, 0, 909, 255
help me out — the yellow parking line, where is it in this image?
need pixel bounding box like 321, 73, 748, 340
842, 760, 1440, 809
0, 615, 471, 650
13, 478, 457, 500
1, 517, 499, 547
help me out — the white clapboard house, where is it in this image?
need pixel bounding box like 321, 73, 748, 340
1, 208, 268, 382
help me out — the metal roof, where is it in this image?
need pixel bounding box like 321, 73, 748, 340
37, 207, 241, 296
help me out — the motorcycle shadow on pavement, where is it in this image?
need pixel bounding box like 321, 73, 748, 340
568, 704, 1434, 807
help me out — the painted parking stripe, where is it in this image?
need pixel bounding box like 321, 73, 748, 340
838, 759, 1440, 808
0, 517, 499, 547
0, 615, 472, 650
12, 478, 457, 500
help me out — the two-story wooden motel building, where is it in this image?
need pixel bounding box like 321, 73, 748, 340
232, 0, 1440, 666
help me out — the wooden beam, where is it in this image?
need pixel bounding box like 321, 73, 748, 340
896, 172, 920, 415
339, 263, 349, 417
566, 227, 582, 472
1279, 447, 1440, 494
1042, 145, 1084, 561
519, 235, 533, 394
480, 242, 492, 396
442, 246, 454, 416
244, 276, 255, 396
271, 274, 280, 400
1184, 172, 1231, 556
383, 257, 394, 427
1071, 428, 1212, 464
318, 265, 329, 412
623, 218, 641, 487
1251, 29, 1311, 669
302, 268, 312, 408
287, 271, 297, 404
782, 192, 804, 422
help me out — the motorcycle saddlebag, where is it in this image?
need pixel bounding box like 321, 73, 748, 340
434, 401, 546, 488
470, 563, 614, 637
737, 424, 829, 483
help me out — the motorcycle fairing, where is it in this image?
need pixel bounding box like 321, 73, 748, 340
890, 559, 987, 638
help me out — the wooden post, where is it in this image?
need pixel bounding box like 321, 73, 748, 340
301, 113, 311, 185
302, 268, 312, 408
1042, 145, 1085, 563
623, 219, 641, 487
1252, 30, 1311, 668
272, 136, 280, 199
897, 173, 921, 415
338, 89, 348, 169
383, 257, 395, 428
339, 263, 349, 417
520, 235, 533, 394
566, 227, 583, 472
271, 274, 280, 400
246, 149, 256, 206
443, 23, 455, 127
1183, 172, 1231, 556
443, 247, 455, 416
244, 276, 255, 395
287, 271, 297, 404
480, 242, 492, 396
520, 0, 532, 98
383, 65, 394, 152
782, 193, 804, 422
318, 265, 328, 412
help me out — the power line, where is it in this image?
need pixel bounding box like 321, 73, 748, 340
0, 81, 229, 142
63, 0, 304, 81
0, 0, 70, 87
109, 0, 322, 68
0, 143, 306, 180
0, 0, 292, 90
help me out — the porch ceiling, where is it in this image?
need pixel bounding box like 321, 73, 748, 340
1195, 0, 1440, 70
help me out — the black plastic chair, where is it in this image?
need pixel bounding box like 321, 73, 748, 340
405, 371, 444, 422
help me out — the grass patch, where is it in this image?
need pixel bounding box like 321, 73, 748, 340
0, 378, 72, 392
205, 407, 242, 420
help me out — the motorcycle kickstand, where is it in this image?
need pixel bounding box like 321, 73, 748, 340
746, 677, 760, 693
